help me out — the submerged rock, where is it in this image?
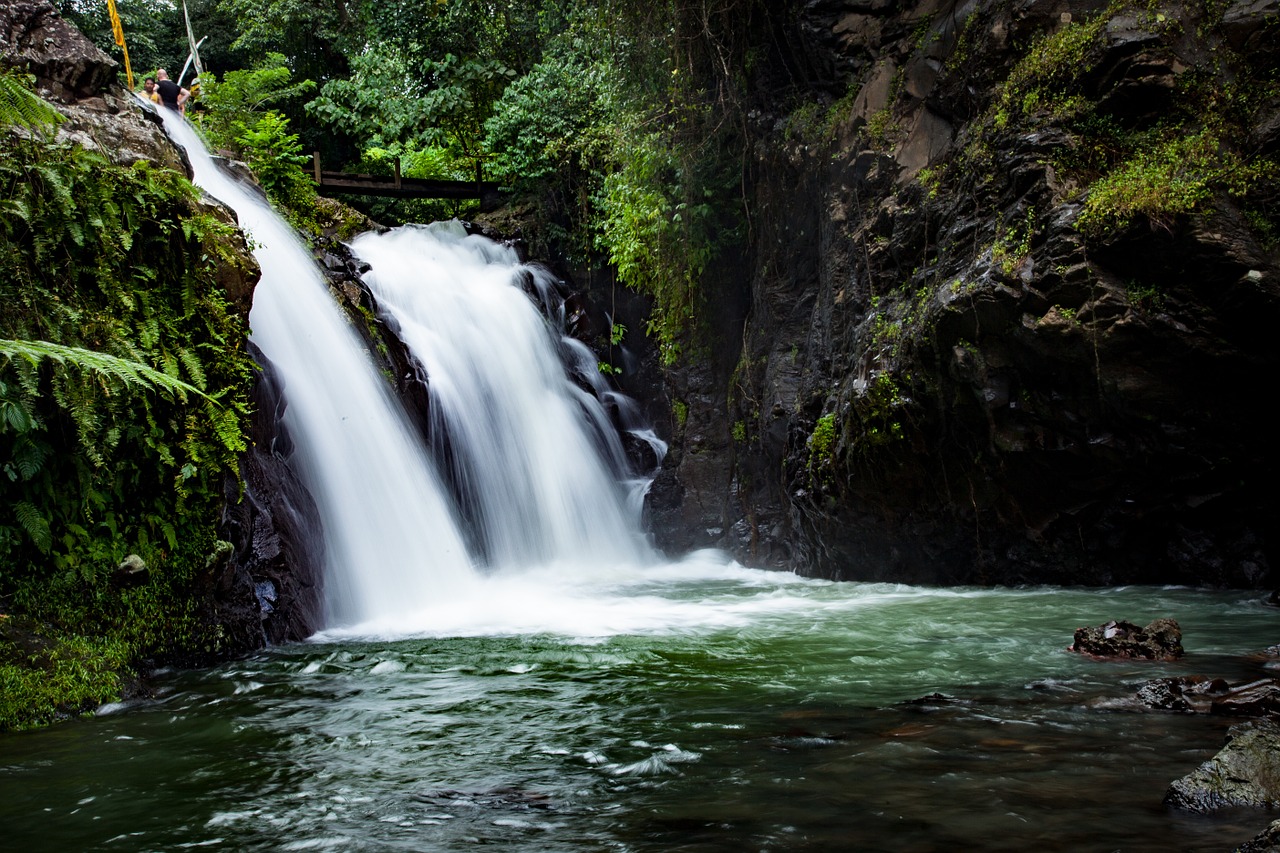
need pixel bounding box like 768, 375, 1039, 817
1136, 676, 1230, 712
1136, 676, 1280, 717
1070, 618, 1183, 660
1237, 819, 1280, 853
1165, 720, 1280, 813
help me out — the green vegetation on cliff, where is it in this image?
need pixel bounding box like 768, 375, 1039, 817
0, 79, 256, 729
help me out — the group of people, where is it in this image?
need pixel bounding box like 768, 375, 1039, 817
141, 68, 189, 113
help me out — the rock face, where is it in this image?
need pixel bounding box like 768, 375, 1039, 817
1070, 618, 1184, 660
1165, 720, 1280, 812
0, 0, 115, 100
1238, 819, 1280, 853
645, 0, 1280, 586
0, 1, 189, 174
215, 343, 326, 648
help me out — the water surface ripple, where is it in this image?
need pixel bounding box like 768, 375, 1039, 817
2, 578, 1275, 851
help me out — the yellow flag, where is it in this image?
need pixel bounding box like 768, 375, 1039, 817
104, 0, 134, 89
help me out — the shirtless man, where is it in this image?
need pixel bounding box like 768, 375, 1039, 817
154, 68, 189, 113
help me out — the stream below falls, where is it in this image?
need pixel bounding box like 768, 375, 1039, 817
1, 571, 1276, 851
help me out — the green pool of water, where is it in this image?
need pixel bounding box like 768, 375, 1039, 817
2, 576, 1275, 851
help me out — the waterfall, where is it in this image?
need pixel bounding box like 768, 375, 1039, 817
158, 112, 477, 628
349, 224, 653, 570
157, 110, 658, 635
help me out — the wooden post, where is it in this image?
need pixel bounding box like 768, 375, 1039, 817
394, 157, 402, 190
312, 151, 321, 185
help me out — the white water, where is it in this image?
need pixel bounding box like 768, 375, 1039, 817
158, 111, 479, 628
160, 111, 788, 640
350, 225, 654, 565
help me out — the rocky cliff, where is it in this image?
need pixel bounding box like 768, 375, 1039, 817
1, 1, 322, 659
647, 0, 1280, 586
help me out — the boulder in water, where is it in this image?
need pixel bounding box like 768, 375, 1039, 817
1135, 675, 1280, 717
1069, 618, 1183, 660
1237, 819, 1280, 852
1165, 720, 1280, 813
1136, 676, 1230, 712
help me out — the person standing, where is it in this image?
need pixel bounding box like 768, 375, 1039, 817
142, 76, 161, 104
154, 68, 188, 113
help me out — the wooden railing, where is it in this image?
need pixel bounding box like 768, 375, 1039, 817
311, 153, 504, 210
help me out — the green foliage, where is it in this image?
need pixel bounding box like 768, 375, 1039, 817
0, 71, 65, 130
196, 57, 319, 228
485, 52, 613, 185
1125, 279, 1164, 310
916, 166, 943, 201
305, 0, 542, 179
596, 126, 736, 364
991, 208, 1036, 276
993, 5, 1117, 131
732, 420, 747, 442
197, 53, 316, 124
235, 112, 314, 207
855, 374, 906, 449
1077, 129, 1272, 234
0, 340, 208, 403
672, 399, 689, 429
0, 124, 255, 728
0, 622, 128, 731
807, 413, 837, 482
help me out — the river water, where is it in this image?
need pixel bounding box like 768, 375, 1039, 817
2, 574, 1275, 851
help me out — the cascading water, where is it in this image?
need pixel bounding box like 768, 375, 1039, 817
156, 110, 480, 628
348, 223, 652, 570
158, 110, 671, 635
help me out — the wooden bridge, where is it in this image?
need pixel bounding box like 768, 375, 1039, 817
311, 153, 504, 210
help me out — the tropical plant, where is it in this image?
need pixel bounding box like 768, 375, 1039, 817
0, 71, 64, 130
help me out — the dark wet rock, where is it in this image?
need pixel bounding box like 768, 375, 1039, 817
215, 343, 326, 651
1237, 819, 1280, 853
1070, 618, 1184, 661
1136, 676, 1230, 712
1210, 679, 1280, 718
904, 692, 969, 707
636, 0, 1280, 589
1165, 720, 1280, 813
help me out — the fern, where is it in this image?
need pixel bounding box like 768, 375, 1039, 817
10, 436, 48, 481
0, 339, 208, 402
14, 500, 51, 552
0, 72, 63, 130
177, 347, 207, 390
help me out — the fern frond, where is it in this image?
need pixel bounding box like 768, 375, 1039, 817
0, 71, 64, 130
206, 401, 246, 454
11, 435, 48, 480
0, 339, 207, 402
14, 499, 52, 552
178, 347, 207, 390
